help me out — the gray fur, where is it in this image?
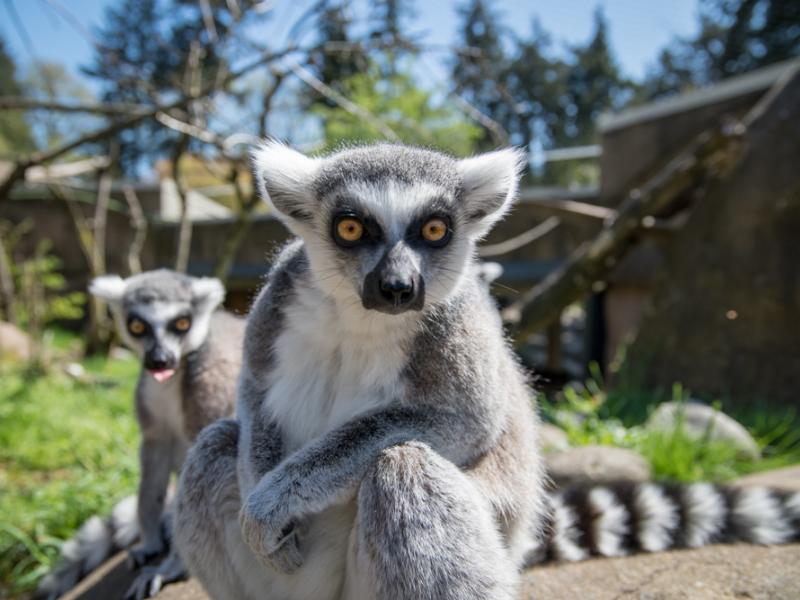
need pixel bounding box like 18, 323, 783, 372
175, 143, 546, 600
39, 271, 244, 600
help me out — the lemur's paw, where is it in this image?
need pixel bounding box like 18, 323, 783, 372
125, 561, 188, 600
239, 505, 305, 574
127, 543, 163, 570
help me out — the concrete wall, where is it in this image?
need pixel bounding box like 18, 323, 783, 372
618, 71, 800, 406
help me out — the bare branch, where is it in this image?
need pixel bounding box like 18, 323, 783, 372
92, 169, 112, 276
478, 216, 560, 258
122, 185, 147, 275
26, 156, 112, 182
172, 136, 193, 273
0, 96, 152, 115
286, 58, 401, 141
199, 0, 218, 43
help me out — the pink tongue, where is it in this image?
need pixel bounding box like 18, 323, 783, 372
149, 368, 176, 383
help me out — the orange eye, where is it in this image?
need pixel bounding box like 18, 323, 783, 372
421, 218, 449, 244
173, 317, 191, 333
336, 217, 364, 243
128, 318, 146, 336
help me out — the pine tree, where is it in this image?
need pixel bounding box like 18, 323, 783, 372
639, 0, 800, 101
82, 0, 169, 171
307, 3, 367, 108
559, 8, 628, 147
506, 19, 566, 152
451, 0, 512, 149
0, 36, 35, 157
368, 0, 417, 76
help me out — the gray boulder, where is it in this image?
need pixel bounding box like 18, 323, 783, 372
538, 424, 570, 453
546, 445, 651, 487
0, 321, 31, 363
646, 401, 761, 459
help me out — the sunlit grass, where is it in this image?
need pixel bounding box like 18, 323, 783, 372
540, 368, 800, 483
0, 346, 139, 597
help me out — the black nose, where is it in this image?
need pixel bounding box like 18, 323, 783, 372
150, 357, 169, 369
379, 278, 415, 306
145, 347, 175, 370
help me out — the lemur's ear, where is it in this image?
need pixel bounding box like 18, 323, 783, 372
458, 148, 526, 237
191, 277, 225, 311
251, 139, 320, 223
89, 275, 126, 304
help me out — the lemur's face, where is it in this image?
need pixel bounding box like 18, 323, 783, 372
89, 270, 224, 382
254, 143, 523, 315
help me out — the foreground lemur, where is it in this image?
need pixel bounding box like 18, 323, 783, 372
37, 270, 245, 600
175, 142, 800, 600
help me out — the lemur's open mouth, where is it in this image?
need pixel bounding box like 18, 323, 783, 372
148, 368, 176, 383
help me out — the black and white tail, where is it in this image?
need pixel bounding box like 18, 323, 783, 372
35, 495, 139, 600
528, 481, 800, 564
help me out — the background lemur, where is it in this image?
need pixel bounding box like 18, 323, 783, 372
37, 270, 245, 600
174, 142, 800, 600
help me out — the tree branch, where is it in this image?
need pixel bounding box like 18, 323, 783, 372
0, 96, 151, 115
122, 185, 147, 275
478, 216, 561, 258
503, 123, 745, 338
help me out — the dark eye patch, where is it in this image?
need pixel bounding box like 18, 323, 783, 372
169, 314, 193, 334
331, 211, 383, 248
127, 313, 150, 337
406, 214, 454, 248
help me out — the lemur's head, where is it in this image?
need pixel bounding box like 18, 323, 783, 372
253, 142, 523, 315
89, 270, 224, 382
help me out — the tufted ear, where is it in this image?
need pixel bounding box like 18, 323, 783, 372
458, 148, 526, 238
89, 275, 126, 305
251, 139, 321, 223
191, 277, 225, 312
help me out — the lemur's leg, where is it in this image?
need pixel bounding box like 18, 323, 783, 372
130, 435, 174, 566
174, 420, 256, 600
343, 441, 518, 600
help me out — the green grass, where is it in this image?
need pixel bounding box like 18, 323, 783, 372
0, 349, 139, 598
540, 370, 800, 483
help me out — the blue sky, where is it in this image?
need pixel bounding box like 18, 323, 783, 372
2, 0, 700, 92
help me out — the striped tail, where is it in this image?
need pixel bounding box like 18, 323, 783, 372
35, 495, 140, 600
528, 481, 800, 564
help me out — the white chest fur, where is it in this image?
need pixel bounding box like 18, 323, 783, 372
140, 372, 187, 441
265, 286, 414, 452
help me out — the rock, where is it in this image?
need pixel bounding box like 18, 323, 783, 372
522, 544, 800, 599
647, 401, 761, 459
157, 581, 207, 600
155, 546, 800, 600
0, 321, 31, 363
546, 445, 651, 486
735, 465, 800, 491
110, 346, 134, 361
539, 424, 570, 453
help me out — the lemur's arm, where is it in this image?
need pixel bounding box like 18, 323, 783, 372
235, 372, 285, 495
239, 405, 485, 567
131, 435, 173, 566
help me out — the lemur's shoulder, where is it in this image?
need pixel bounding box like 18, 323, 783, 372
243, 239, 308, 376
181, 311, 245, 436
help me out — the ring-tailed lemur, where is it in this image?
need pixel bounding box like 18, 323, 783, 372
173, 141, 545, 600
174, 142, 800, 600
37, 270, 245, 600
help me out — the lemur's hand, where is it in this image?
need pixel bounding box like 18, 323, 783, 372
127, 540, 164, 569
239, 472, 306, 574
